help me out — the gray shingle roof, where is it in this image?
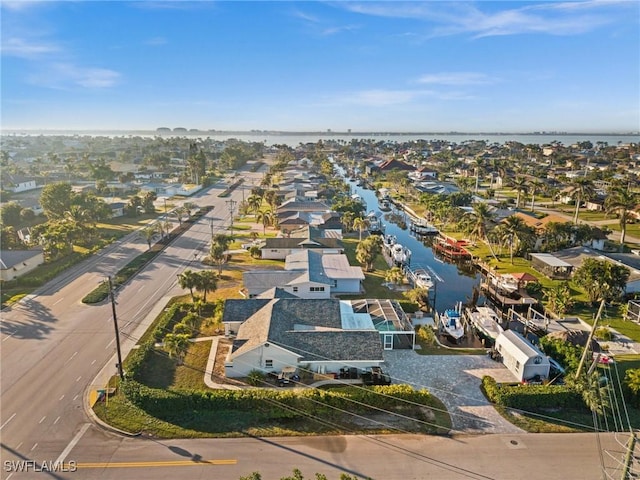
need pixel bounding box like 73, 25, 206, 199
231, 299, 383, 363
0, 248, 44, 269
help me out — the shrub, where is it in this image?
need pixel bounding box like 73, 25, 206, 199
594, 327, 613, 341
247, 369, 266, 387
417, 325, 437, 346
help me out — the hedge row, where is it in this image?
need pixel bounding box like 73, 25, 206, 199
121, 381, 432, 420
481, 376, 583, 410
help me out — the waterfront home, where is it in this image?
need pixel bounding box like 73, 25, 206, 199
223, 298, 385, 378
260, 236, 344, 260
529, 253, 574, 280
243, 250, 364, 298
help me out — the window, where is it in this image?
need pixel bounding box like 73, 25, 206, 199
293, 287, 298, 292
265, 359, 273, 368
515, 361, 521, 371
309, 287, 325, 292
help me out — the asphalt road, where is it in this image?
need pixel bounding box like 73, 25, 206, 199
0, 172, 257, 480
1, 166, 636, 480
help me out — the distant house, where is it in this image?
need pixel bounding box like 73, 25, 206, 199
4, 174, 38, 193
0, 248, 44, 281
223, 298, 385, 378
243, 250, 364, 298
494, 330, 550, 382
260, 237, 343, 260
109, 202, 127, 218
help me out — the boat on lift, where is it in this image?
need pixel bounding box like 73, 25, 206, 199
412, 268, 434, 289
465, 306, 504, 341
439, 307, 465, 342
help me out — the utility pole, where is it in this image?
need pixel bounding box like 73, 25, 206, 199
107, 277, 125, 381
575, 299, 606, 380
226, 199, 237, 237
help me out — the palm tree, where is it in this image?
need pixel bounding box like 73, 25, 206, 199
341, 211, 355, 233
195, 270, 217, 302
247, 194, 262, 215
163, 333, 190, 365
355, 235, 381, 271
384, 266, 405, 286
141, 224, 158, 249
178, 269, 198, 301
352, 216, 368, 241
567, 177, 595, 224
605, 185, 639, 250
255, 208, 273, 235
529, 179, 545, 212
494, 215, 534, 264
510, 176, 528, 209
465, 202, 499, 261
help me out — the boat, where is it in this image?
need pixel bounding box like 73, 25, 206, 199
488, 273, 519, 294
383, 234, 397, 248
410, 220, 438, 236
391, 243, 411, 266
411, 268, 434, 289
440, 308, 465, 342
379, 199, 392, 212
465, 306, 504, 341
367, 211, 385, 235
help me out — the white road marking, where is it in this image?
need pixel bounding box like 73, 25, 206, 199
55, 423, 90, 464
53, 298, 64, 306
91, 360, 96, 365
73, 395, 79, 401
65, 351, 78, 364
6, 472, 13, 480
2, 332, 16, 342
138, 285, 145, 293
0, 413, 16, 430
31, 443, 38, 451
76, 376, 82, 382
124, 321, 131, 328
54, 416, 60, 425
16, 443, 22, 450
59, 395, 65, 401
39, 416, 46, 424
105, 338, 115, 349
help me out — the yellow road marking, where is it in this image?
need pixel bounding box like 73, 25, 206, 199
77, 459, 237, 468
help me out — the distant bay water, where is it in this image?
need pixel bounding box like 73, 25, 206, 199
2, 130, 639, 147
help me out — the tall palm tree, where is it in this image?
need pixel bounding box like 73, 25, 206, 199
255, 208, 273, 235
510, 176, 528, 209
529, 179, 545, 212
195, 270, 217, 302
178, 269, 198, 301
567, 177, 595, 224
494, 215, 534, 264
605, 185, 639, 250
352, 216, 368, 241
247, 194, 262, 215
465, 202, 499, 260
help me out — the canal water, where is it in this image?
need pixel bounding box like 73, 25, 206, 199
340, 172, 484, 313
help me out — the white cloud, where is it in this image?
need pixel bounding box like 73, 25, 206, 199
417, 72, 495, 86
28, 63, 121, 89
1, 37, 60, 58
321, 24, 360, 36
144, 37, 168, 46
334, 1, 631, 38
341, 89, 434, 107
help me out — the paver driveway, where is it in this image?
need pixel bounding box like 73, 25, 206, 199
383, 350, 525, 434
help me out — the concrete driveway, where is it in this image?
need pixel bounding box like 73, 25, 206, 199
383, 350, 525, 434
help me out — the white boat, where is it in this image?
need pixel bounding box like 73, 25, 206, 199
379, 199, 391, 212
412, 269, 434, 289
383, 234, 397, 247
489, 273, 519, 293
465, 306, 504, 341
391, 244, 411, 266
440, 309, 465, 342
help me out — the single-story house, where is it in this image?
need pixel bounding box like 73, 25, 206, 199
243, 271, 330, 299
551, 247, 640, 294
0, 248, 45, 281
494, 330, 550, 382
109, 202, 126, 218
5, 174, 38, 193
224, 298, 385, 378
260, 237, 343, 260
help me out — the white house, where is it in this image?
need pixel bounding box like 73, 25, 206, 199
224, 298, 385, 378
4, 174, 38, 193
260, 237, 343, 260
0, 248, 45, 281
494, 330, 550, 382
243, 250, 364, 298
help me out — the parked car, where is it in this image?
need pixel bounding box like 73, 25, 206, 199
275, 367, 299, 387
362, 367, 391, 386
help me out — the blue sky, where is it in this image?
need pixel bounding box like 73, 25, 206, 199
1, 1, 639, 132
